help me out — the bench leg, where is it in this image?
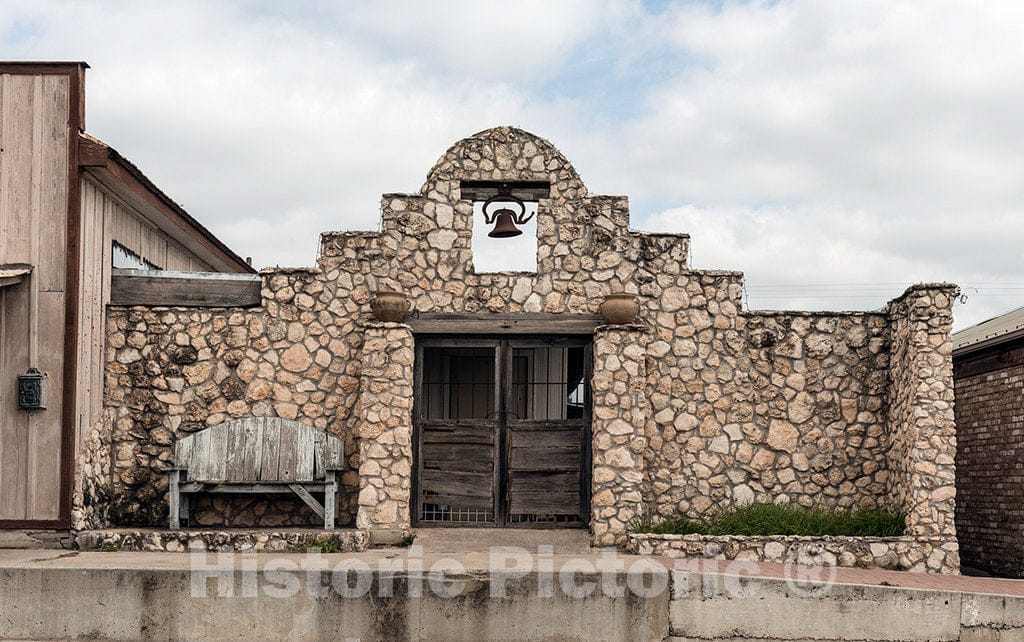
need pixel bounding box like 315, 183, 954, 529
289, 484, 326, 522
324, 472, 337, 529
181, 493, 190, 528
168, 470, 182, 529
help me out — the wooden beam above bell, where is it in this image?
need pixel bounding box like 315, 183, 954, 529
459, 180, 551, 203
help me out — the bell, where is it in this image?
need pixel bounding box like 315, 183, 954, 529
482, 186, 533, 238
488, 209, 523, 238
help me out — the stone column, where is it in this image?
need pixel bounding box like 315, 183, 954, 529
591, 325, 649, 546
886, 284, 959, 541
354, 323, 414, 541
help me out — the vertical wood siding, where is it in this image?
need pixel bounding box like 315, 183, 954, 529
75, 176, 213, 446
0, 73, 70, 521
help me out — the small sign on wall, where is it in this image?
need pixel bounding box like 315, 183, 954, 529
17, 368, 46, 410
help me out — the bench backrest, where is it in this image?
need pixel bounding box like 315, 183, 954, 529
173, 418, 344, 482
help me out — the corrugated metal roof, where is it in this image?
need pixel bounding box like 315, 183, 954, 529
953, 304, 1024, 356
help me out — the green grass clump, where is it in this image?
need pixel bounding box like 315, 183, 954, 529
397, 532, 416, 547
630, 503, 905, 537
292, 534, 343, 553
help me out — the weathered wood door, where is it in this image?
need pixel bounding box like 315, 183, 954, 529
414, 337, 591, 527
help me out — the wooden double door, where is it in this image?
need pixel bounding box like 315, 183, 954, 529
413, 336, 592, 527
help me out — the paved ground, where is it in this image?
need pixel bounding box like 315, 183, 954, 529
413, 527, 593, 554
1, 539, 1022, 598
668, 557, 1024, 597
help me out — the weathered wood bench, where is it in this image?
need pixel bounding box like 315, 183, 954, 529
167, 418, 344, 529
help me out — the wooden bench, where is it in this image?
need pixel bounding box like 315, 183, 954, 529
167, 418, 344, 529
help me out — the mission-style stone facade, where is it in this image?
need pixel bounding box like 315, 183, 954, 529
72, 126, 959, 571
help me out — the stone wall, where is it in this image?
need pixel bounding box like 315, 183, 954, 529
627, 532, 959, 573
644, 297, 892, 521
885, 285, 959, 537
71, 408, 118, 530
101, 267, 368, 526
354, 324, 414, 537
89, 127, 960, 552
954, 339, 1024, 577
591, 325, 649, 546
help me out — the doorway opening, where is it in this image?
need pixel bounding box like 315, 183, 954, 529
413, 336, 592, 528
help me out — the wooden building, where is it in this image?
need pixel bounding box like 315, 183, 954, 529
953, 305, 1024, 577
0, 62, 253, 531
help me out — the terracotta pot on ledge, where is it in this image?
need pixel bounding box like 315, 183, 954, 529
370, 290, 410, 323
599, 293, 639, 325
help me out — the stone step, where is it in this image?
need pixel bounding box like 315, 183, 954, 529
75, 528, 369, 553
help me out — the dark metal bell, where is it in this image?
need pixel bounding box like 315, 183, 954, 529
488, 209, 522, 238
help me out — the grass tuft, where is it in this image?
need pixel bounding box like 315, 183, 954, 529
397, 533, 416, 547
291, 534, 343, 554
629, 503, 905, 537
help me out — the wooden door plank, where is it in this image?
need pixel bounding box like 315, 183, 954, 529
277, 422, 299, 482
312, 430, 325, 478
294, 426, 315, 481
510, 493, 581, 515
408, 313, 602, 335
26, 290, 65, 519
497, 340, 511, 525
224, 423, 244, 481
175, 435, 194, 470
422, 425, 494, 444
206, 426, 229, 481
420, 469, 493, 498
259, 420, 281, 481
225, 418, 261, 481
250, 418, 265, 480
325, 434, 344, 470
510, 428, 579, 448
188, 429, 212, 481
509, 471, 579, 492
0, 74, 36, 520
36, 74, 69, 292
109, 270, 261, 307
0, 287, 29, 519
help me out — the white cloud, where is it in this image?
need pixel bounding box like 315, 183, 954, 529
2, 0, 1022, 328
600, 0, 1024, 328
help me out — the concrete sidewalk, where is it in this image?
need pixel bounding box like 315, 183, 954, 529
1, 548, 1023, 641
666, 557, 1024, 597
4, 546, 1022, 597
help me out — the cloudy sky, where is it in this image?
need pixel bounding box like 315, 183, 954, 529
4, 0, 1023, 328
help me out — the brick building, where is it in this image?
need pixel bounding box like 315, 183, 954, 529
953, 305, 1024, 577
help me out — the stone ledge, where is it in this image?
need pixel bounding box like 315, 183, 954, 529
76, 529, 370, 553
626, 533, 959, 574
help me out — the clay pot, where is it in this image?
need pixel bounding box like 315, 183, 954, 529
600, 294, 639, 325
370, 291, 410, 323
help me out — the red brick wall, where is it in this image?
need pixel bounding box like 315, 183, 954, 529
954, 340, 1024, 577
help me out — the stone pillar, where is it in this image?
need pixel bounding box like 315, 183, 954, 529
591, 325, 649, 547
886, 285, 959, 541
355, 323, 414, 540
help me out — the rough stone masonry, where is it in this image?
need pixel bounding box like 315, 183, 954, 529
73, 126, 959, 571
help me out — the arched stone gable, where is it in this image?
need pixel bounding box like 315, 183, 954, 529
420, 126, 588, 198
319, 126, 690, 315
